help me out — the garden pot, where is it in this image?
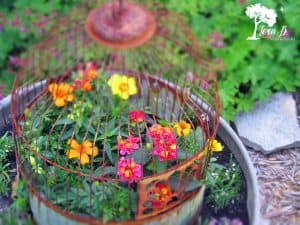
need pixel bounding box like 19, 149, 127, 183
217, 117, 260, 225
1, 78, 260, 225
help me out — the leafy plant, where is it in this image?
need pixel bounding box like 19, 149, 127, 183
161, 0, 300, 121
0, 162, 11, 194
206, 156, 242, 211
0, 132, 14, 161
0, 132, 14, 195
11, 179, 30, 213
0, 179, 34, 225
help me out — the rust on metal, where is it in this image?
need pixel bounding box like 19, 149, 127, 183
136, 152, 204, 219
86, 1, 157, 49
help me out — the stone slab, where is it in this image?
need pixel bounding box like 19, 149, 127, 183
235, 92, 300, 154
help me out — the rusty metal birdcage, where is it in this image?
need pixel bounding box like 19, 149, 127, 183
11, 0, 221, 224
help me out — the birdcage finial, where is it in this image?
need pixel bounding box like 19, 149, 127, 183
86, 0, 157, 49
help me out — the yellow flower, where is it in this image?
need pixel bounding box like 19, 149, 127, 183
174, 120, 191, 137
66, 139, 98, 165
209, 139, 223, 152
48, 83, 75, 107
107, 74, 138, 100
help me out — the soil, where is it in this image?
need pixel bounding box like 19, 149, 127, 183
199, 135, 249, 225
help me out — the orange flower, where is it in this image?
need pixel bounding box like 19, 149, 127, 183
84, 62, 98, 79
66, 139, 98, 165
48, 83, 75, 107
73, 63, 98, 92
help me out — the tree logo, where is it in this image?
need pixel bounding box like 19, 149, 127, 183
245, 3, 277, 40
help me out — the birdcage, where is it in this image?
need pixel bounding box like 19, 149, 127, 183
11, 0, 221, 224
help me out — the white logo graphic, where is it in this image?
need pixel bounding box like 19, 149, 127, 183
245, 3, 277, 40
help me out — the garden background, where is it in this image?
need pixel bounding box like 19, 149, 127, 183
0, 0, 299, 121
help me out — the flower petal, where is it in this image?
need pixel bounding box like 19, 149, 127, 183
82, 140, 93, 148
79, 153, 90, 165
66, 149, 80, 159
182, 129, 190, 137
67, 139, 81, 150
55, 98, 66, 107
88, 147, 99, 157
66, 94, 75, 102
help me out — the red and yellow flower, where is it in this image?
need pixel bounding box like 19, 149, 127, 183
48, 83, 75, 107
66, 139, 98, 165
73, 62, 98, 92
83, 62, 98, 79
117, 135, 140, 156
73, 78, 93, 92
153, 183, 171, 202
148, 124, 178, 161
117, 157, 142, 183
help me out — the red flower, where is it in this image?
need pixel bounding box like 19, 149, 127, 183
149, 183, 172, 208
154, 183, 171, 202
117, 136, 140, 156
129, 110, 146, 123
74, 78, 93, 92
117, 157, 142, 183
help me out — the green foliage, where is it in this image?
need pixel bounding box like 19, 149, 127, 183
0, 210, 33, 225
206, 156, 242, 211
0, 132, 14, 195
160, 0, 300, 121
0, 132, 14, 161
0, 162, 11, 194
178, 127, 203, 159
12, 179, 30, 213
0, 179, 33, 225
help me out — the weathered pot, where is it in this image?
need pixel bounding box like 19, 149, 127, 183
28, 185, 205, 225
217, 117, 260, 225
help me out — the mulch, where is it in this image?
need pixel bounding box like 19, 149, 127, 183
249, 148, 300, 225
246, 90, 300, 225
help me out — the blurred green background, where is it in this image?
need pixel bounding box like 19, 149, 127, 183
0, 0, 299, 121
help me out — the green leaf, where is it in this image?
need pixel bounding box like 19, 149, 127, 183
158, 119, 170, 126
132, 149, 151, 165
105, 143, 115, 165
55, 118, 74, 126
61, 128, 74, 141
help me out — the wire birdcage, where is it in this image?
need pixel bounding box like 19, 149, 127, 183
11, 0, 221, 224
